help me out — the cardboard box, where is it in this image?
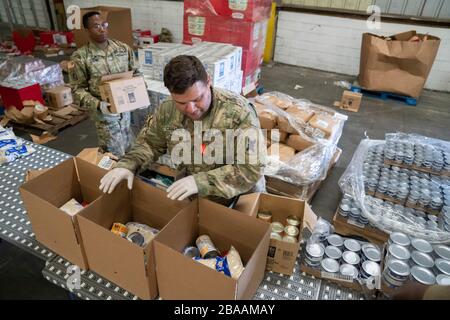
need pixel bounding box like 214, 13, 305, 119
308, 114, 339, 138
235, 193, 318, 275
45, 86, 73, 109
286, 134, 315, 152
77, 179, 189, 300
335, 91, 362, 113
19, 158, 107, 269
154, 199, 271, 300
267, 143, 296, 163
74, 6, 133, 48
77, 148, 118, 170
99, 76, 150, 114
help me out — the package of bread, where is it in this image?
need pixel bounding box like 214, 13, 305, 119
267, 143, 296, 163
265, 95, 292, 110
308, 113, 339, 138
278, 106, 315, 133
254, 102, 278, 129
286, 134, 315, 152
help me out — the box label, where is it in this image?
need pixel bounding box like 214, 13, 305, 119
229, 0, 248, 10
347, 218, 365, 229
320, 271, 354, 283
188, 16, 206, 36
145, 51, 153, 65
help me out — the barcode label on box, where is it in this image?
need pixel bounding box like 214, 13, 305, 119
128, 92, 136, 104
347, 219, 365, 229
283, 250, 294, 259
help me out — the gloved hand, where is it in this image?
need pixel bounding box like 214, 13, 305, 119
99, 168, 134, 194
99, 101, 113, 114
166, 176, 199, 201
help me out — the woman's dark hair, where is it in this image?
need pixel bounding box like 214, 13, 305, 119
164, 55, 208, 94
83, 11, 101, 29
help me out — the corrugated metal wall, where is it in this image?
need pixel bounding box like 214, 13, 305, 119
0, 0, 52, 29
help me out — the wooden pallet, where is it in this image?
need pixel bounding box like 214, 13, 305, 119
4, 105, 88, 136
350, 85, 418, 106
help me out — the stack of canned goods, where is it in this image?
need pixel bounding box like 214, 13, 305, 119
267, 214, 301, 243
304, 233, 382, 282
382, 232, 450, 288
338, 194, 371, 227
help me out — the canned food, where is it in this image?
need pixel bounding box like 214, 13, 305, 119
434, 259, 450, 276
284, 225, 299, 239
410, 266, 435, 285
282, 235, 297, 243
286, 215, 300, 227
361, 261, 381, 279
326, 234, 344, 248
342, 251, 360, 266
382, 259, 410, 288
389, 232, 411, 247
270, 232, 283, 241
196, 235, 220, 259
325, 246, 342, 260
343, 239, 361, 253
340, 264, 359, 279
183, 246, 200, 259
388, 244, 411, 261
433, 244, 450, 261
305, 243, 325, 267
410, 238, 433, 254
436, 274, 450, 286
111, 223, 128, 238
410, 251, 434, 269
271, 222, 284, 235
257, 211, 272, 223
321, 258, 340, 273
361, 244, 381, 263
338, 203, 350, 217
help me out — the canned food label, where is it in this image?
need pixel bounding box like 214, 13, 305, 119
347, 219, 365, 229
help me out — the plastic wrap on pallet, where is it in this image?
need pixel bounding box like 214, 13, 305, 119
252, 91, 347, 186
0, 56, 64, 90
338, 135, 450, 243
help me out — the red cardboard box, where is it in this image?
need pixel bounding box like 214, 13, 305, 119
0, 82, 44, 110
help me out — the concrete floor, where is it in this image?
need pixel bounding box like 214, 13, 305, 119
1, 62, 450, 299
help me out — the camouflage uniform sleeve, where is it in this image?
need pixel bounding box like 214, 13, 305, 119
69, 51, 100, 113
193, 106, 265, 199
115, 103, 169, 172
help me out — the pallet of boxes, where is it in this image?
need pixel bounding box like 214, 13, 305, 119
252, 92, 347, 201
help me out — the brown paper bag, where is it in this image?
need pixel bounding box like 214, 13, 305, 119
358, 31, 441, 98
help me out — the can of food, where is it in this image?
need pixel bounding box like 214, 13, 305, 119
361, 261, 381, 280
284, 225, 299, 239
196, 235, 220, 259
389, 232, 411, 247
343, 239, 361, 253
434, 258, 450, 276
361, 243, 381, 263
270, 232, 283, 241
433, 244, 450, 261
305, 243, 325, 267
325, 246, 342, 260
111, 223, 128, 238
183, 246, 200, 259
340, 264, 359, 280
341, 251, 360, 266
338, 203, 350, 217
257, 211, 272, 223
286, 215, 301, 228
387, 244, 411, 262
410, 238, 433, 254
282, 235, 297, 243
436, 274, 450, 286
326, 234, 344, 249
321, 258, 340, 274
382, 259, 410, 288
410, 251, 435, 269
271, 222, 284, 235
410, 266, 435, 285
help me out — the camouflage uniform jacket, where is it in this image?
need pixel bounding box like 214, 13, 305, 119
117, 87, 266, 200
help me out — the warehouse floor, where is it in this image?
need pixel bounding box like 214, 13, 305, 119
1, 62, 450, 299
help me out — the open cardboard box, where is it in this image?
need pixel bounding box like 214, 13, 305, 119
234, 193, 318, 275
154, 199, 271, 300
76, 178, 189, 300
77, 148, 118, 170
19, 158, 106, 269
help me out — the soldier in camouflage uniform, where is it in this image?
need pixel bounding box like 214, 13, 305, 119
100, 55, 266, 205
69, 11, 141, 157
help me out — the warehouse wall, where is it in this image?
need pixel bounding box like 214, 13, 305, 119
275, 11, 450, 92
63, 0, 184, 42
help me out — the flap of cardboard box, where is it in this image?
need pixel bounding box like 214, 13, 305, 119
101, 71, 133, 84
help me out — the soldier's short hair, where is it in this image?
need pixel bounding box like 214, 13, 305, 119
164, 55, 208, 94
83, 11, 101, 29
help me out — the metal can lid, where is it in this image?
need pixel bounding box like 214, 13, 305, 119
411, 266, 436, 285
286, 215, 301, 227
387, 259, 410, 277
321, 258, 340, 273
342, 251, 360, 265
411, 238, 433, 254
362, 244, 381, 262
282, 235, 297, 243
344, 239, 361, 252
326, 234, 344, 247
284, 225, 299, 237
257, 211, 272, 219
340, 264, 359, 279
435, 259, 450, 276
389, 244, 411, 260
306, 243, 325, 258
362, 261, 381, 277
325, 246, 342, 260
390, 232, 411, 247
411, 251, 434, 269
270, 232, 283, 241
436, 274, 450, 286
271, 222, 284, 234
433, 245, 450, 261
